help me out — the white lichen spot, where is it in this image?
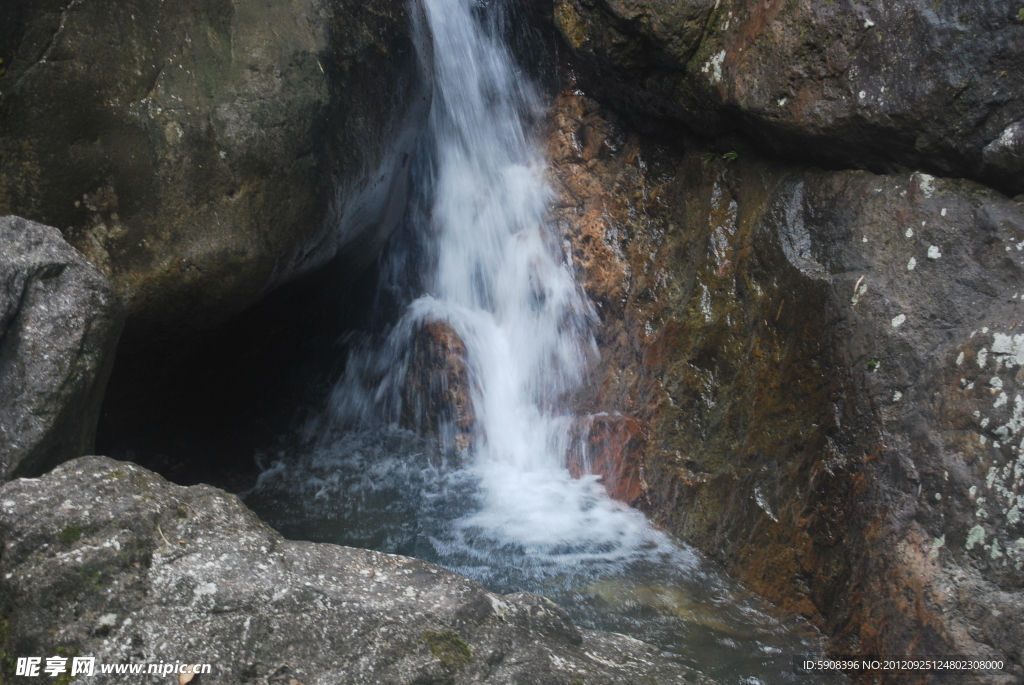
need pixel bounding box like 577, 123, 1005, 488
957, 351, 965, 366
965, 525, 986, 550
891, 314, 907, 327
859, 90, 867, 100
977, 508, 988, 519
981, 418, 990, 428
905, 227, 914, 238
994, 392, 1008, 408
916, 173, 937, 197
990, 376, 1004, 390
935, 492, 942, 501
194, 582, 217, 598
893, 391, 903, 402
862, 235, 868, 243
969, 485, 978, 499
990, 539, 1003, 559
990, 333, 1024, 367
941, 208, 947, 216
97, 614, 118, 627
864, 17, 875, 27
981, 435, 988, 445
978, 348, 988, 368
930, 535, 945, 558
778, 98, 787, 107
927, 245, 942, 260
908, 257, 917, 270
703, 51, 727, 84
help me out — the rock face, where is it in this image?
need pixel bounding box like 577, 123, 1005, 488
0, 217, 122, 482
553, 0, 1024, 194
401, 320, 476, 453
0, 456, 711, 685
0, 0, 430, 342
549, 92, 1024, 681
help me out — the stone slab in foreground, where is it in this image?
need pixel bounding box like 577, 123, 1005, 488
0, 456, 711, 685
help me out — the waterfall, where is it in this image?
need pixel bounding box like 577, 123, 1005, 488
306, 0, 664, 570
246, 2, 838, 679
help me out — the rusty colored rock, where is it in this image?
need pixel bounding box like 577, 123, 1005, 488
547, 89, 1024, 681
567, 413, 649, 506
401, 320, 475, 453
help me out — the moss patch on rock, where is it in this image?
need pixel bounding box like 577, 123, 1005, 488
422, 630, 473, 671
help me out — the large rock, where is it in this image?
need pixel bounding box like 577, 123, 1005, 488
0, 456, 711, 684
549, 92, 1024, 681
0, 217, 122, 482
0, 0, 430, 342
553, 0, 1024, 194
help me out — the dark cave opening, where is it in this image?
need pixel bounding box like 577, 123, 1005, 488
95, 257, 381, 493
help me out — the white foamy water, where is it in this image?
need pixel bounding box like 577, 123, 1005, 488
416, 0, 687, 563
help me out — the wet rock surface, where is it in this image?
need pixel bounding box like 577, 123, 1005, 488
0, 456, 712, 685
553, 0, 1024, 194
0, 0, 430, 343
0, 217, 122, 482
549, 91, 1024, 682
401, 320, 476, 454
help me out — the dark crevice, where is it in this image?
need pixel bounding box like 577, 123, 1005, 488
95, 254, 380, 493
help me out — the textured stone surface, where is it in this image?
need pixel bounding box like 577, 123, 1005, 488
0, 216, 122, 482
0, 456, 712, 685
553, 0, 1024, 194
548, 91, 1024, 682
0, 0, 430, 342
401, 320, 476, 454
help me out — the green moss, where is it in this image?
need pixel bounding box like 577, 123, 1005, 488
0, 615, 14, 685
108, 471, 126, 479
58, 526, 83, 544
175, 506, 188, 519
53, 647, 79, 685
1017, 8, 1024, 22
76, 568, 105, 592
422, 631, 472, 671
865, 360, 880, 372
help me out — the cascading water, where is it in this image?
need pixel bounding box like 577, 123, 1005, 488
244, 1, 845, 682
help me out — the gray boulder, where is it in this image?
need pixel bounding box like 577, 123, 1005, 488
0, 217, 122, 482
0, 0, 430, 343
553, 0, 1024, 194
0, 456, 712, 684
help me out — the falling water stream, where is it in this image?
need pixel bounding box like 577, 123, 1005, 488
245, 1, 845, 682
